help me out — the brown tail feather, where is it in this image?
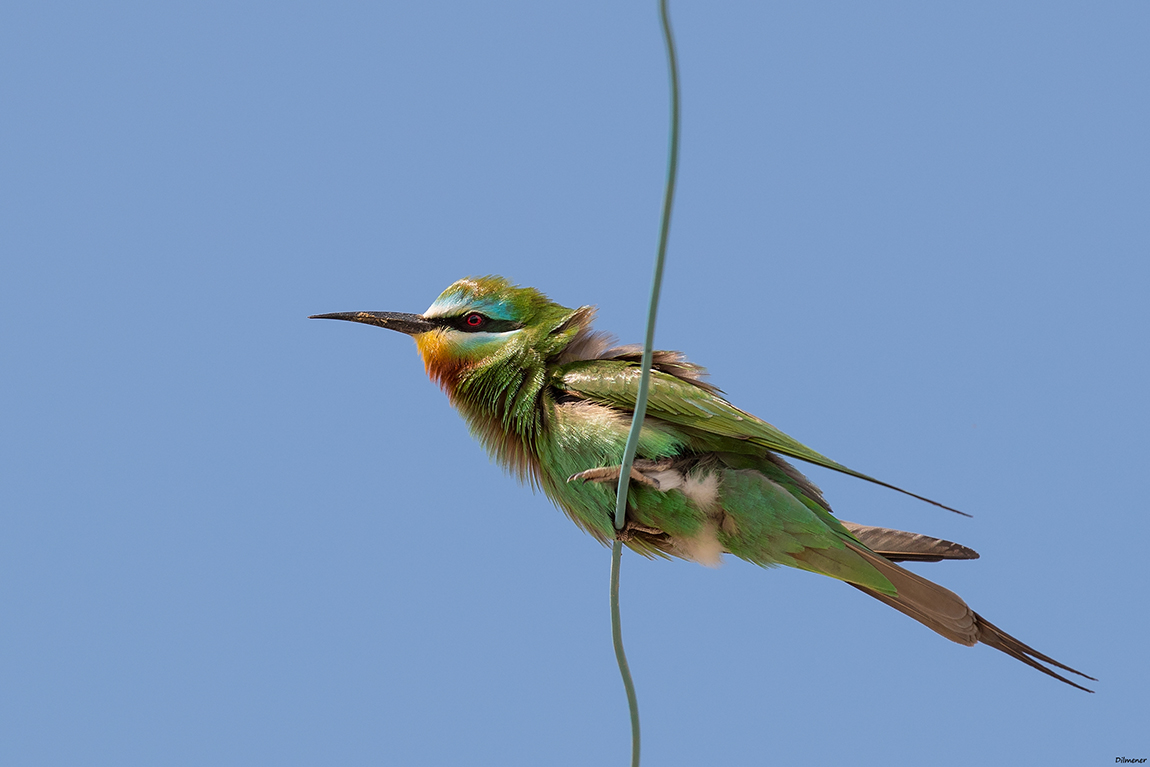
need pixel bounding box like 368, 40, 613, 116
846, 543, 1095, 692
975, 616, 1096, 692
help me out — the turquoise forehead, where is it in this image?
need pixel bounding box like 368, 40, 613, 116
423, 276, 537, 320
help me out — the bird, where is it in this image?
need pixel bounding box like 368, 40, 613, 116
311, 274, 1094, 692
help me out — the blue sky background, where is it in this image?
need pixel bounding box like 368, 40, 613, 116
3, 2, 1148, 765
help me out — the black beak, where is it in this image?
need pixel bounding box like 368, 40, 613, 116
308, 311, 439, 336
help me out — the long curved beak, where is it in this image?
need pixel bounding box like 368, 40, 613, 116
308, 311, 438, 336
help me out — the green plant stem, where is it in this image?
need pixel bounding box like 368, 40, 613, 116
610, 540, 641, 767
613, 0, 680, 532
608, 2, 679, 766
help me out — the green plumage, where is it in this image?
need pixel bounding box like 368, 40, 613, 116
311, 275, 1094, 691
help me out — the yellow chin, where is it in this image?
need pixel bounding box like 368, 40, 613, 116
414, 329, 467, 389
413, 328, 447, 366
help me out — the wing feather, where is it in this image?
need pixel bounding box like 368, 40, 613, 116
558, 359, 967, 516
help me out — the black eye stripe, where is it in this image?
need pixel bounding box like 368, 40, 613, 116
439, 313, 523, 333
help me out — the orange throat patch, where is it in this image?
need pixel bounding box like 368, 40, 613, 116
414, 330, 467, 395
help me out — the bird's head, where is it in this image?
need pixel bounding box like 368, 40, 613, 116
311, 275, 590, 394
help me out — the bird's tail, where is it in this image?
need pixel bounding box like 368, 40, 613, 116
845, 541, 1096, 692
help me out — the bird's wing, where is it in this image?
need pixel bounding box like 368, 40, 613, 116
556, 359, 966, 516
839, 522, 979, 562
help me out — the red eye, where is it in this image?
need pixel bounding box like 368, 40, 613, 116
464, 312, 485, 327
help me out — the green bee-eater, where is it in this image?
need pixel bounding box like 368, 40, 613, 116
312, 275, 1093, 691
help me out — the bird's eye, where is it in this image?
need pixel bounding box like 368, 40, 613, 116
463, 312, 486, 329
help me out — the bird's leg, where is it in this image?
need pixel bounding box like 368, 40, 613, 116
567, 458, 676, 492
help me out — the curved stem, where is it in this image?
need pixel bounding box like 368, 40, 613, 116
613, 0, 680, 532
610, 540, 641, 767
608, 2, 680, 766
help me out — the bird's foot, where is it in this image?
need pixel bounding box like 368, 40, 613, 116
615, 521, 665, 542
567, 459, 674, 491
567, 465, 660, 490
